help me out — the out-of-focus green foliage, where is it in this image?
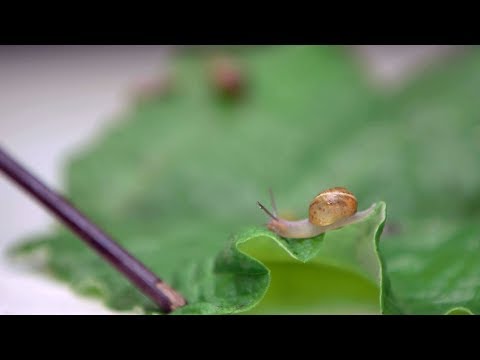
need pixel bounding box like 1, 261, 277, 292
12, 46, 480, 314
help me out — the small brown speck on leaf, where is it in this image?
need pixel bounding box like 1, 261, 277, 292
209, 55, 245, 99
131, 72, 174, 104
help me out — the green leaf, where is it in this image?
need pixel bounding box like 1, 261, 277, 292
373, 51, 480, 315
380, 220, 480, 315
10, 46, 480, 314
173, 201, 385, 314
12, 46, 387, 314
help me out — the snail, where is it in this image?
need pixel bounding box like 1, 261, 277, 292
257, 187, 376, 239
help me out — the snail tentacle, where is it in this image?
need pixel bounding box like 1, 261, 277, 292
258, 187, 374, 239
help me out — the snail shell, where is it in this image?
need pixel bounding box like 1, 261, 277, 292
308, 187, 358, 226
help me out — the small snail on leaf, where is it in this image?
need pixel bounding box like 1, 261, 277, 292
257, 187, 376, 239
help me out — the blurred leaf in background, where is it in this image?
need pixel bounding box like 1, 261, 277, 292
12, 46, 480, 314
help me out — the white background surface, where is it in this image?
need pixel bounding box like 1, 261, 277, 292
0, 45, 461, 315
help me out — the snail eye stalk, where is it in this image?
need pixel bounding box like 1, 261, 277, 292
257, 201, 279, 221
268, 188, 278, 217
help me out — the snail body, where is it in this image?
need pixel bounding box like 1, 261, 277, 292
257, 187, 374, 239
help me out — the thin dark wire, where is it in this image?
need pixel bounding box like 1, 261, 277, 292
0, 146, 186, 313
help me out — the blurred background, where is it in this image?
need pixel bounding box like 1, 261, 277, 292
0, 45, 470, 314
